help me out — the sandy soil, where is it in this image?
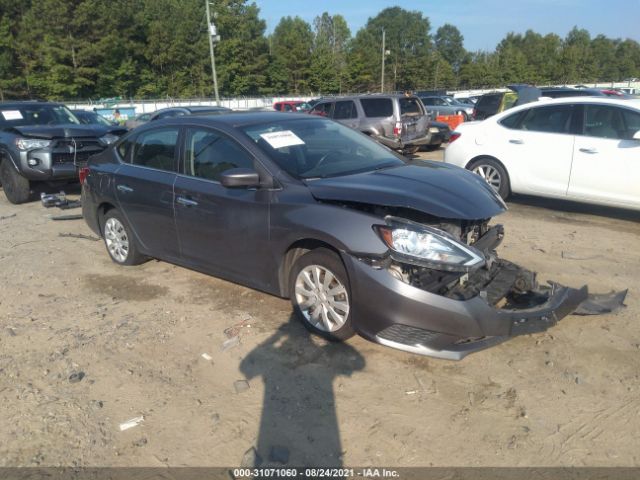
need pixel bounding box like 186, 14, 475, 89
1, 149, 639, 468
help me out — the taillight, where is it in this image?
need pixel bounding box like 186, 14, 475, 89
79, 166, 90, 185
449, 132, 461, 143
393, 122, 402, 137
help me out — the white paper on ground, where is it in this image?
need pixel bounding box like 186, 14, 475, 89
1, 110, 23, 121
259, 130, 305, 149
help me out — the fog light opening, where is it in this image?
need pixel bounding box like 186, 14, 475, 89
27, 158, 39, 166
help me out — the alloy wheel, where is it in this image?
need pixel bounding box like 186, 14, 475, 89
104, 217, 130, 263
294, 265, 350, 332
472, 164, 502, 191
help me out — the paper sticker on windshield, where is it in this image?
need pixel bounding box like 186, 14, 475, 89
1, 110, 23, 121
259, 130, 305, 149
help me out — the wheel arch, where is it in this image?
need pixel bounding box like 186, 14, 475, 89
278, 238, 344, 298
466, 155, 512, 196
96, 202, 117, 234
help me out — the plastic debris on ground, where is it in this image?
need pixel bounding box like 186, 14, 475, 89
119, 415, 144, 431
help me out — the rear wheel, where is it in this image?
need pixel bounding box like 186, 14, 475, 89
101, 209, 146, 266
402, 146, 420, 155
289, 248, 355, 341
0, 160, 32, 204
468, 157, 510, 199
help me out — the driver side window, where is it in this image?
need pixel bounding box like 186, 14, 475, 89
184, 128, 254, 182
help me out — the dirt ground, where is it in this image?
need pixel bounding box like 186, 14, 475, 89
1, 147, 639, 469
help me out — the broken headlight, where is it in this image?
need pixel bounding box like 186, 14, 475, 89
375, 216, 485, 272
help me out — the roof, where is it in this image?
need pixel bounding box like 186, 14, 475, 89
0, 101, 64, 108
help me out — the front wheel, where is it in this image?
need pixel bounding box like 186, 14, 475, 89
101, 209, 147, 266
289, 248, 355, 341
0, 160, 32, 204
468, 157, 510, 199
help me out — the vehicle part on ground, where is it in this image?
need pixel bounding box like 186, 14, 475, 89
41, 191, 81, 209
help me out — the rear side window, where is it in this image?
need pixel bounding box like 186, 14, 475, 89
399, 97, 423, 115
184, 128, 254, 182
333, 101, 357, 119
519, 105, 573, 134
360, 98, 393, 117
499, 111, 526, 129
584, 105, 640, 140
310, 102, 333, 117
131, 127, 179, 171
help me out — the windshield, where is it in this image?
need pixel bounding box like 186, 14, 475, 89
242, 118, 404, 179
0, 104, 80, 127
76, 111, 113, 127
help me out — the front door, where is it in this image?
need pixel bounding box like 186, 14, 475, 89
568, 104, 640, 208
174, 126, 272, 289
114, 126, 180, 260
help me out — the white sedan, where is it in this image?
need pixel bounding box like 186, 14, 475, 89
444, 97, 640, 211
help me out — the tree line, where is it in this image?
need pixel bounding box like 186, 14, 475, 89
1, 0, 639, 101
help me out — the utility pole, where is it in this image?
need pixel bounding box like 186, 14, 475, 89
205, 0, 220, 105
381, 29, 385, 93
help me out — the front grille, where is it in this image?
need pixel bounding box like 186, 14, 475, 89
52, 151, 96, 164
52, 138, 104, 164
377, 324, 442, 346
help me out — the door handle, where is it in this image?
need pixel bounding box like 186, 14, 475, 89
579, 147, 598, 154
509, 139, 524, 144
116, 185, 133, 193
176, 196, 198, 207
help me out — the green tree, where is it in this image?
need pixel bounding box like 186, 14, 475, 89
309, 13, 351, 94
434, 24, 465, 73
269, 16, 313, 94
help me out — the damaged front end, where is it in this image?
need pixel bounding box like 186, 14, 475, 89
349, 215, 590, 360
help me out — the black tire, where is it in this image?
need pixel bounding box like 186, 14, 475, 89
101, 209, 147, 266
468, 157, 510, 200
0, 159, 32, 204
424, 143, 442, 151
289, 248, 356, 341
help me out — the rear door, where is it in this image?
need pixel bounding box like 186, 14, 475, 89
114, 126, 180, 260
331, 100, 359, 129
568, 104, 640, 207
173, 126, 272, 288
496, 104, 576, 196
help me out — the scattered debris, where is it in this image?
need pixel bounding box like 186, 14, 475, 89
269, 445, 290, 464
68, 371, 85, 383
221, 336, 240, 351
224, 318, 252, 339
119, 415, 144, 431
405, 390, 417, 395
133, 437, 148, 447
58, 232, 100, 242
240, 446, 262, 468
0, 213, 16, 221
6, 327, 17, 337
234, 379, 250, 394
201, 353, 213, 361
561, 251, 603, 261
49, 214, 83, 221
211, 413, 220, 427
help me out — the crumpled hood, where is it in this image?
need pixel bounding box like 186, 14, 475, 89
306, 161, 507, 220
9, 124, 110, 139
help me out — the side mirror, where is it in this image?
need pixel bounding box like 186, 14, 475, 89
220, 168, 261, 188
633, 130, 640, 141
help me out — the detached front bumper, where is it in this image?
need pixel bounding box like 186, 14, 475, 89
344, 255, 588, 360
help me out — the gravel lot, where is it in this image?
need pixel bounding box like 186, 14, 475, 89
1, 147, 639, 468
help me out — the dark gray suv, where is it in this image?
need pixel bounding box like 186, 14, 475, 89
309, 94, 448, 154
0, 102, 121, 204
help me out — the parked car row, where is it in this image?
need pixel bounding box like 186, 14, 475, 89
445, 96, 640, 211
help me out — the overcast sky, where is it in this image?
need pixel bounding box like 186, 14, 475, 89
253, 0, 640, 51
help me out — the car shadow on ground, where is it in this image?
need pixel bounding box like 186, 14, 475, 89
507, 194, 640, 223
239, 315, 365, 467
